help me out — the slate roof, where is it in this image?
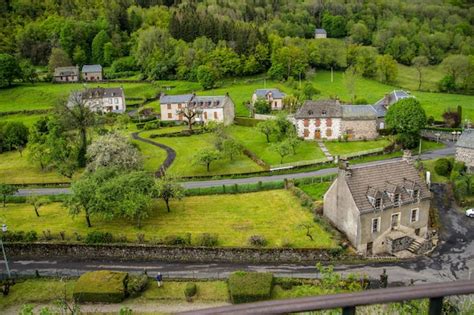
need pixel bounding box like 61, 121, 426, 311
189, 95, 230, 109
54, 66, 79, 77
159, 94, 194, 104
81, 87, 124, 99
374, 90, 412, 107
341, 105, 377, 120
456, 130, 474, 149
295, 100, 342, 119
82, 64, 102, 73
344, 160, 431, 214
371, 104, 388, 118
315, 28, 327, 35
254, 88, 286, 99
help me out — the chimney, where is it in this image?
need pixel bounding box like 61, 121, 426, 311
402, 150, 412, 163
339, 159, 351, 177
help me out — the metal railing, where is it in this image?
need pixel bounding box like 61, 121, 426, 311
180, 280, 474, 315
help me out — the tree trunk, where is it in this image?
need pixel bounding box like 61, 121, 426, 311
165, 198, 171, 212
34, 206, 40, 217
206, 163, 210, 172
265, 133, 270, 143
85, 210, 92, 227
78, 127, 87, 168
188, 119, 193, 131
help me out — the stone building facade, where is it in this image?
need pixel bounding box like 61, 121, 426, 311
323, 160, 432, 256
81, 64, 103, 81
53, 66, 79, 82
69, 87, 126, 113
252, 88, 286, 110
294, 100, 379, 140
456, 130, 474, 173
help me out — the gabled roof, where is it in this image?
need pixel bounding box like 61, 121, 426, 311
456, 130, 474, 149
160, 94, 194, 104
371, 104, 388, 118
295, 100, 342, 119
315, 28, 327, 34
341, 105, 377, 120
189, 95, 232, 109
54, 66, 79, 77
82, 64, 102, 73
343, 160, 431, 213
81, 87, 124, 99
374, 90, 413, 107
254, 88, 286, 99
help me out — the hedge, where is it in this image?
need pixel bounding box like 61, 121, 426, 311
185, 181, 284, 196
73, 270, 128, 303
228, 271, 273, 304
234, 117, 264, 127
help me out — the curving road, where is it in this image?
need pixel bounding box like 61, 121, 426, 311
15, 144, 455, 196
131, 131, 176, 177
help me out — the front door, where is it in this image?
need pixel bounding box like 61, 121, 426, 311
314, 130, 321, 139
391, 213, 400, 229
367, 242, 373, 256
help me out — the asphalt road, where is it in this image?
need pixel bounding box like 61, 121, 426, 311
16, 145, 454, 196
4, 184, 473, 286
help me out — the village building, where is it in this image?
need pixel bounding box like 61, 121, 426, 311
81, 64, 103, 81
53, 66, 79, 82
160, 93, 235, 126
373, 90, 413, 129
252, 88, 286, 110
324, 159, 432, 256
69, 87, 126, 113
456, 129, 474, 173
314, 28, 327, 39
294, 100, 378, 140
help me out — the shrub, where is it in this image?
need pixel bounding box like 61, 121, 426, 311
248, 235, 267, 247
3, 231, 25, 242
196, 233, 219, 247
184, 283, 197, 301
434, 158, 452, 177
73, 270, 128, 303
127, 274, 148, 297
144, 120, 160, 130
24, 231, 38, 242
85, 231, 114, 244
228, 272, 273, 304
163, 234, 191, 246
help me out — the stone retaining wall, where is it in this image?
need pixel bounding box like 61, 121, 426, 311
5, 243, 354, 264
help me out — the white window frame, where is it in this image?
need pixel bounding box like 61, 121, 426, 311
371, 217, 381, 233
410, 208, 419, 223
391, 212, 401, 228
394, 193, 401, 205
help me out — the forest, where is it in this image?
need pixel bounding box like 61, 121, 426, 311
0, 0, 473, 93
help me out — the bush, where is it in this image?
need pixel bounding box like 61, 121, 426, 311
85, 231, 114, 244
127, 274, 148, 297
196, 233, 219, 247
248, 235, 267, 247
228, 272, 273, 304
434, 158, 452, 177
73, 270, 128, 303
144, 120, 160, 130
184, 283, 197, 300
2, 231, 25, 242
24, 230, 38, 242
163, 234, 191, 246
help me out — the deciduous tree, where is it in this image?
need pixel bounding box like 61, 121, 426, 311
26, 194, 49, 217
0, 184, 17, 208
256, 120, 276, 143
412, 56, 429, 90
155, 175, 184, 213
0, 54, 20, 87
193, 148, 221, 172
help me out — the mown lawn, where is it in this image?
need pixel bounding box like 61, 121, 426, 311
0, 149, 74, 184
323, 138, 391, 156
422, 159, 448, 184
228, 125, 326, 166
139, 129, 263, 176
2, 190, 336, 248
397, 64, 445, 92
298, 182, 332, 201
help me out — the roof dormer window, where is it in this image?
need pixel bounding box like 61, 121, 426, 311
394, 193, 400, 205
413, 189, 419, 199
374, 198, 382, 210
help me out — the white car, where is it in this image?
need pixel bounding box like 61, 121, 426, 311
466, 209, 474, 218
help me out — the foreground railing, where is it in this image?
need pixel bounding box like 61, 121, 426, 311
180, 280, 474, 315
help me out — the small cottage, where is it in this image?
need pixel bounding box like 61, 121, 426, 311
252, 88, 286, 110
53, 66, 79, 82
314, 28, 327, 39
81, 64, 103, 81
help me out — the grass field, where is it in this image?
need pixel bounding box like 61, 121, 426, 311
323, 138, 391, 156
0, 149, 73, 184
228, 125, 326, 166
397, 64, 445, 92
298, 182, 332, 200
139, 129, 264, 176
2, 190, 336, 248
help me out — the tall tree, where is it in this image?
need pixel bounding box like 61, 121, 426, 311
412, 56, 429, 90
256, 120, 276, 143
91, 30, 110, 65
48, 48, 72, 73
441, 54, 470, 84
0, 184, 17, 208
176, 106, 203, 132
155, 175, 184, 213
0, 54, 20, 87
376, 54, 398, 83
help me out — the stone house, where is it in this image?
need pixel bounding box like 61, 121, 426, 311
81, 64, 103, 81
315, 28, 327, 39
160, 93, 235, 126
373, 90, 413, 129
53, 66, 79, 82
294, 100, 378, 140
324, 159, 432, 256
456, 129, 474, 173
252, 88, 286, 110
69, 87, 126, 113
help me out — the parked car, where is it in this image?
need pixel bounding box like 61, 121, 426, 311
465, 208, 474, 218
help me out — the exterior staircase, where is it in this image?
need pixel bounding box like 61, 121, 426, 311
407, 239, 424, 254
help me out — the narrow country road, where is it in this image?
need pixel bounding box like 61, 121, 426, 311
15, 144, 455, 196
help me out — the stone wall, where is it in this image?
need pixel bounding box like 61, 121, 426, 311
340, 119, 378, 140
456, 147, 474, 173
386, 235, 413, 253
4, 243, 354, 264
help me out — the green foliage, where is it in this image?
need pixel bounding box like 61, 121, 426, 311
254, 98, 271, 114
127, 274, 148, 297
0, 183, 18, 207
0, 54, 21, 87
163, 234, 192, 246
1, 121, 29, 152
47, 48, 72, 73
155, 175, 185, 213
256, 120, 276, 143
196, 233, 219, 247
434, 158, 452, 177
193, 148, 221, 172
228, 272, 273, 304
376, 54, 398, 83
91, 30, 110, 65
73, 270, 128, 303
184, 283, 197, 299
248, 235, 267, 247
197, 64, 217, 90
85, 231, 114, 244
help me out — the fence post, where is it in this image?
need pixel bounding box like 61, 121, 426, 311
428, 297, 443, 315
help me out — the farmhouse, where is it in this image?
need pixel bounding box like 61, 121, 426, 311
456, 129, 474, 173
324, 159, 432, 256
69, 87, 126, 113
294, 100, 378, 140
373, 90, 413, 129
314, 28, 327, 39
160, 93, 235, 125
53, 66, 79, 82
81, 64, 103, 81
252, 88, 286, 110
